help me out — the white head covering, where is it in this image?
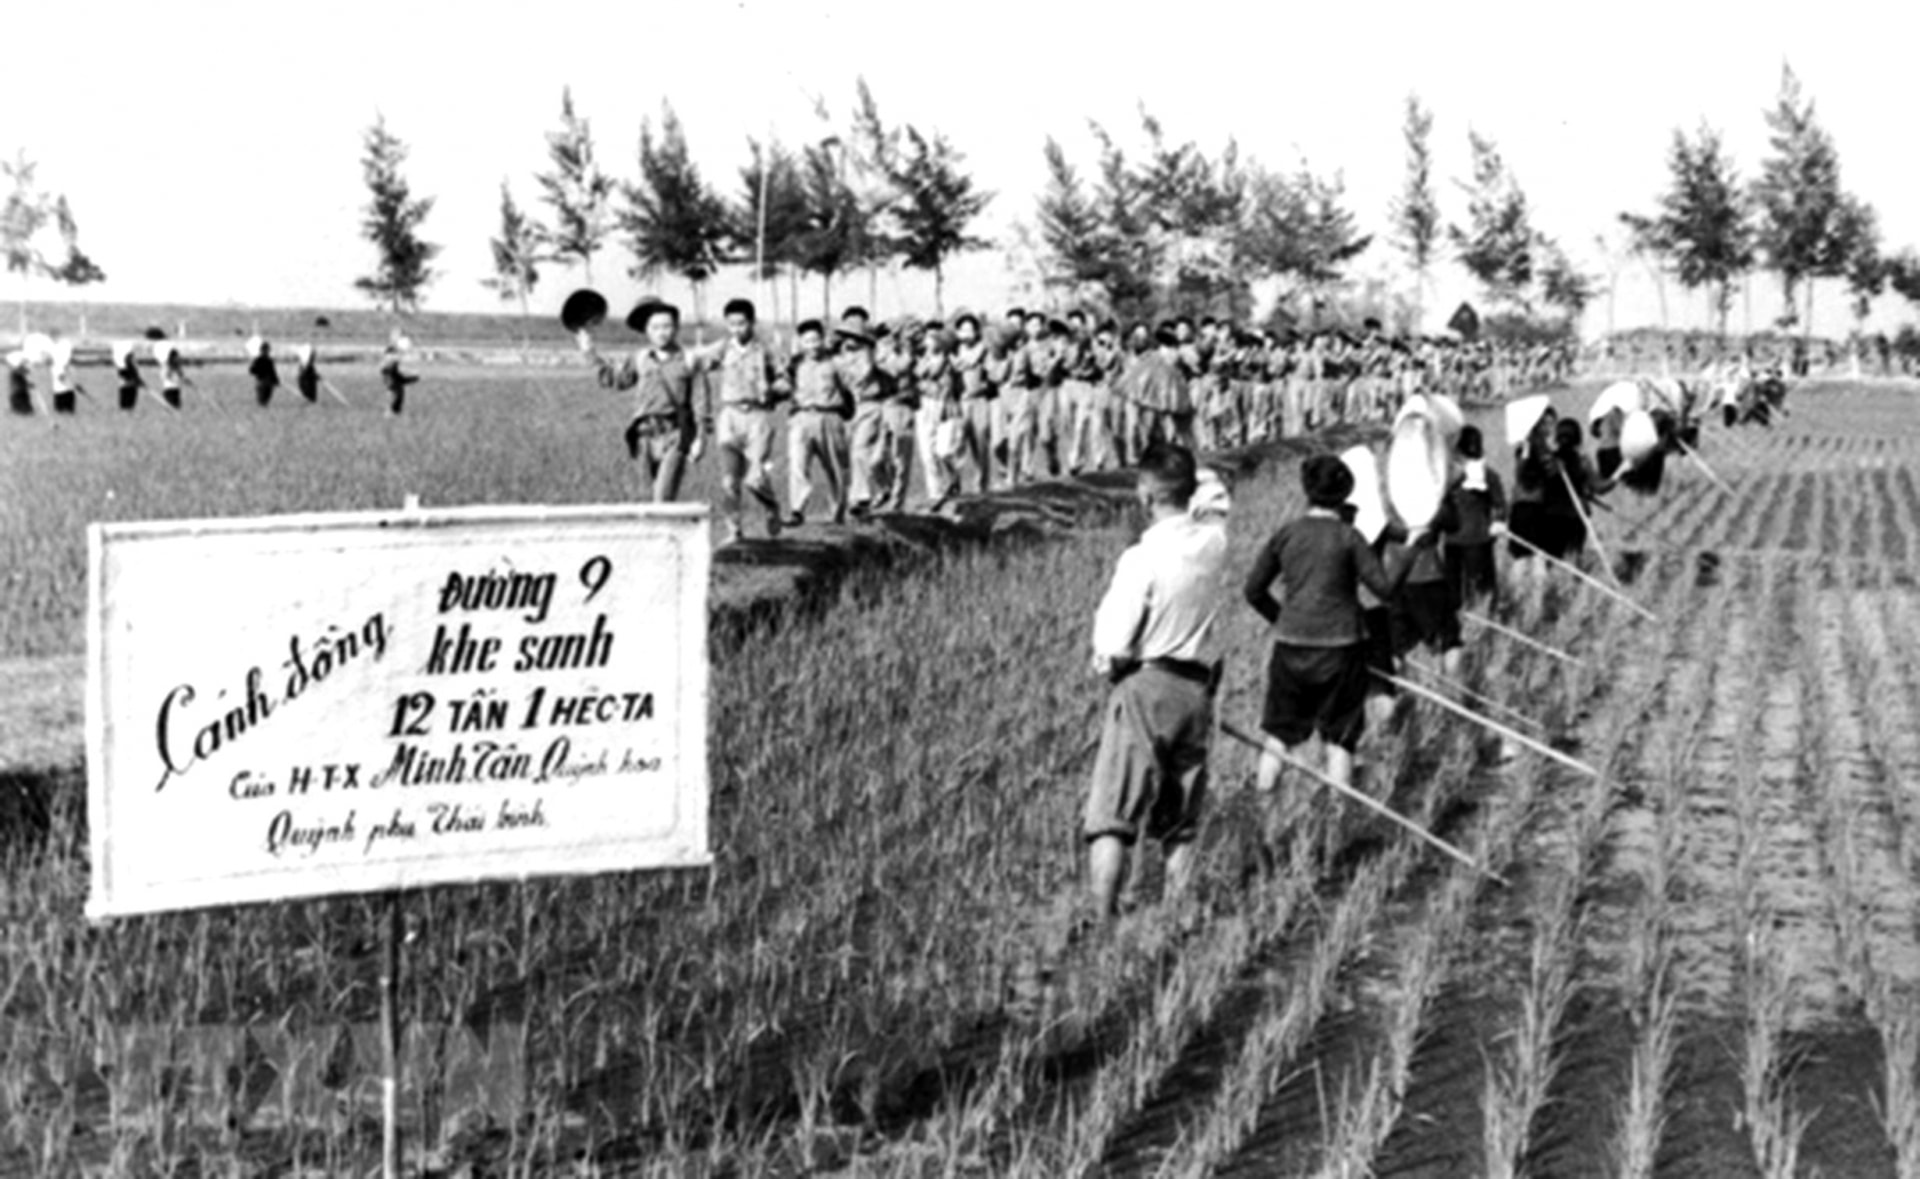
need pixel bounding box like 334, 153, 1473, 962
1385, 410, 1447, 528
1341, 445, 1386, 545
295, 342, 315, 366
111, 341, 134, 367
246, 334, 267, 358
1190, 467, 1231, 520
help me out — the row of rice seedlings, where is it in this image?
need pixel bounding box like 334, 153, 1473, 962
1796, 588, 1881, 999
1481, 712, 1645, 1176
1830, 591, 1920, 1177
1605, 617, 1725, 1176
1311, 724, 1553, 1178
1726, 568, 1812, 1179
1605, 576, 1726, 1178
1867, 970, 1920, 1177
1843, 590, 1920, 884
1470, 503, 1715, 1179
1012, 831, 1333, 1177
1151, 692, 1500, 1177
1661, 466, 1754, 554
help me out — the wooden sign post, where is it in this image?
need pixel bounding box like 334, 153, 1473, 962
87, 502, 712, 1174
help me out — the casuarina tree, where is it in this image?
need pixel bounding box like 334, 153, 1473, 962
1389, 93, 1440, 324
886, 125, 991, 315
734, 137, 811, 325
1449, 131, 1535, 309
2, 151, 103, 332
622, 102, 731, 331
483, 180, 547, 345
1624, 123, 1754, 340
537, 87, 614, 285
1751, 64, 1847, 339
353, 114, 439, 314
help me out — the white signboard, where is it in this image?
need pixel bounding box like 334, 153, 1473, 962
86, 504, 711, 919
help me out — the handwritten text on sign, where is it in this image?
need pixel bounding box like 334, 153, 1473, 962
86, 505, 711, 919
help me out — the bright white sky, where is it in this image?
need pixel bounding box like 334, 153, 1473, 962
4, 0, 1916, 336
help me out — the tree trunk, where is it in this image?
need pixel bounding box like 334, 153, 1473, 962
867, 265, 877, 317
518, 289, 531, 359
1803, 278, 1815, 350
933, 265, 945, 318
822, 271, 832, 320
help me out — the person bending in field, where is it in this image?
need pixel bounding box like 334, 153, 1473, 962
1445, 425, 1507, 610
1083, 442, 1228, 922
48, 336, 80, 414
1244, 454, 1425, 801
380, 333, 420, 415
152, 339, 187, 410
113, 342, 144, 411
248, 338, 281, 407
294, 343, 321, 403
6, 351, 32, 414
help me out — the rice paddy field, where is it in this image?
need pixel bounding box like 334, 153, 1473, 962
3, 366, 1920, 1176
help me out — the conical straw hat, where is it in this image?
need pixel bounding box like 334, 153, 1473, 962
1386, 410, 1449, 528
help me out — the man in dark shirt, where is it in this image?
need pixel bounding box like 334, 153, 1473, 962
248, 338, 280, 408
380, 332, 421, 416
1445, 425, 1507, 613
1244, 454, 1426, 798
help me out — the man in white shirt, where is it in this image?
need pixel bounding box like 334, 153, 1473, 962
1083, 442, 1229, 921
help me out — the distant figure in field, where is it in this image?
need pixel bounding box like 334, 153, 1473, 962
152, 339, 186, 409
1083, 442, 1228, 922
380, 332, 419, 415
248, 337, 280, 407
294, 343, 321, 403
113, 342, 144, 410
48, 336, 79, 414
6, 351, 32, 414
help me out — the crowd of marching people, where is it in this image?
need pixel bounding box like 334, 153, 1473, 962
567, 291, 1580, 543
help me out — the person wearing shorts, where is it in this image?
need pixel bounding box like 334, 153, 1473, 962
1244, 454, 1425, 797
689, 297, 788, 543
609, 301, 701, 503
1083, 443, 1229, 921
